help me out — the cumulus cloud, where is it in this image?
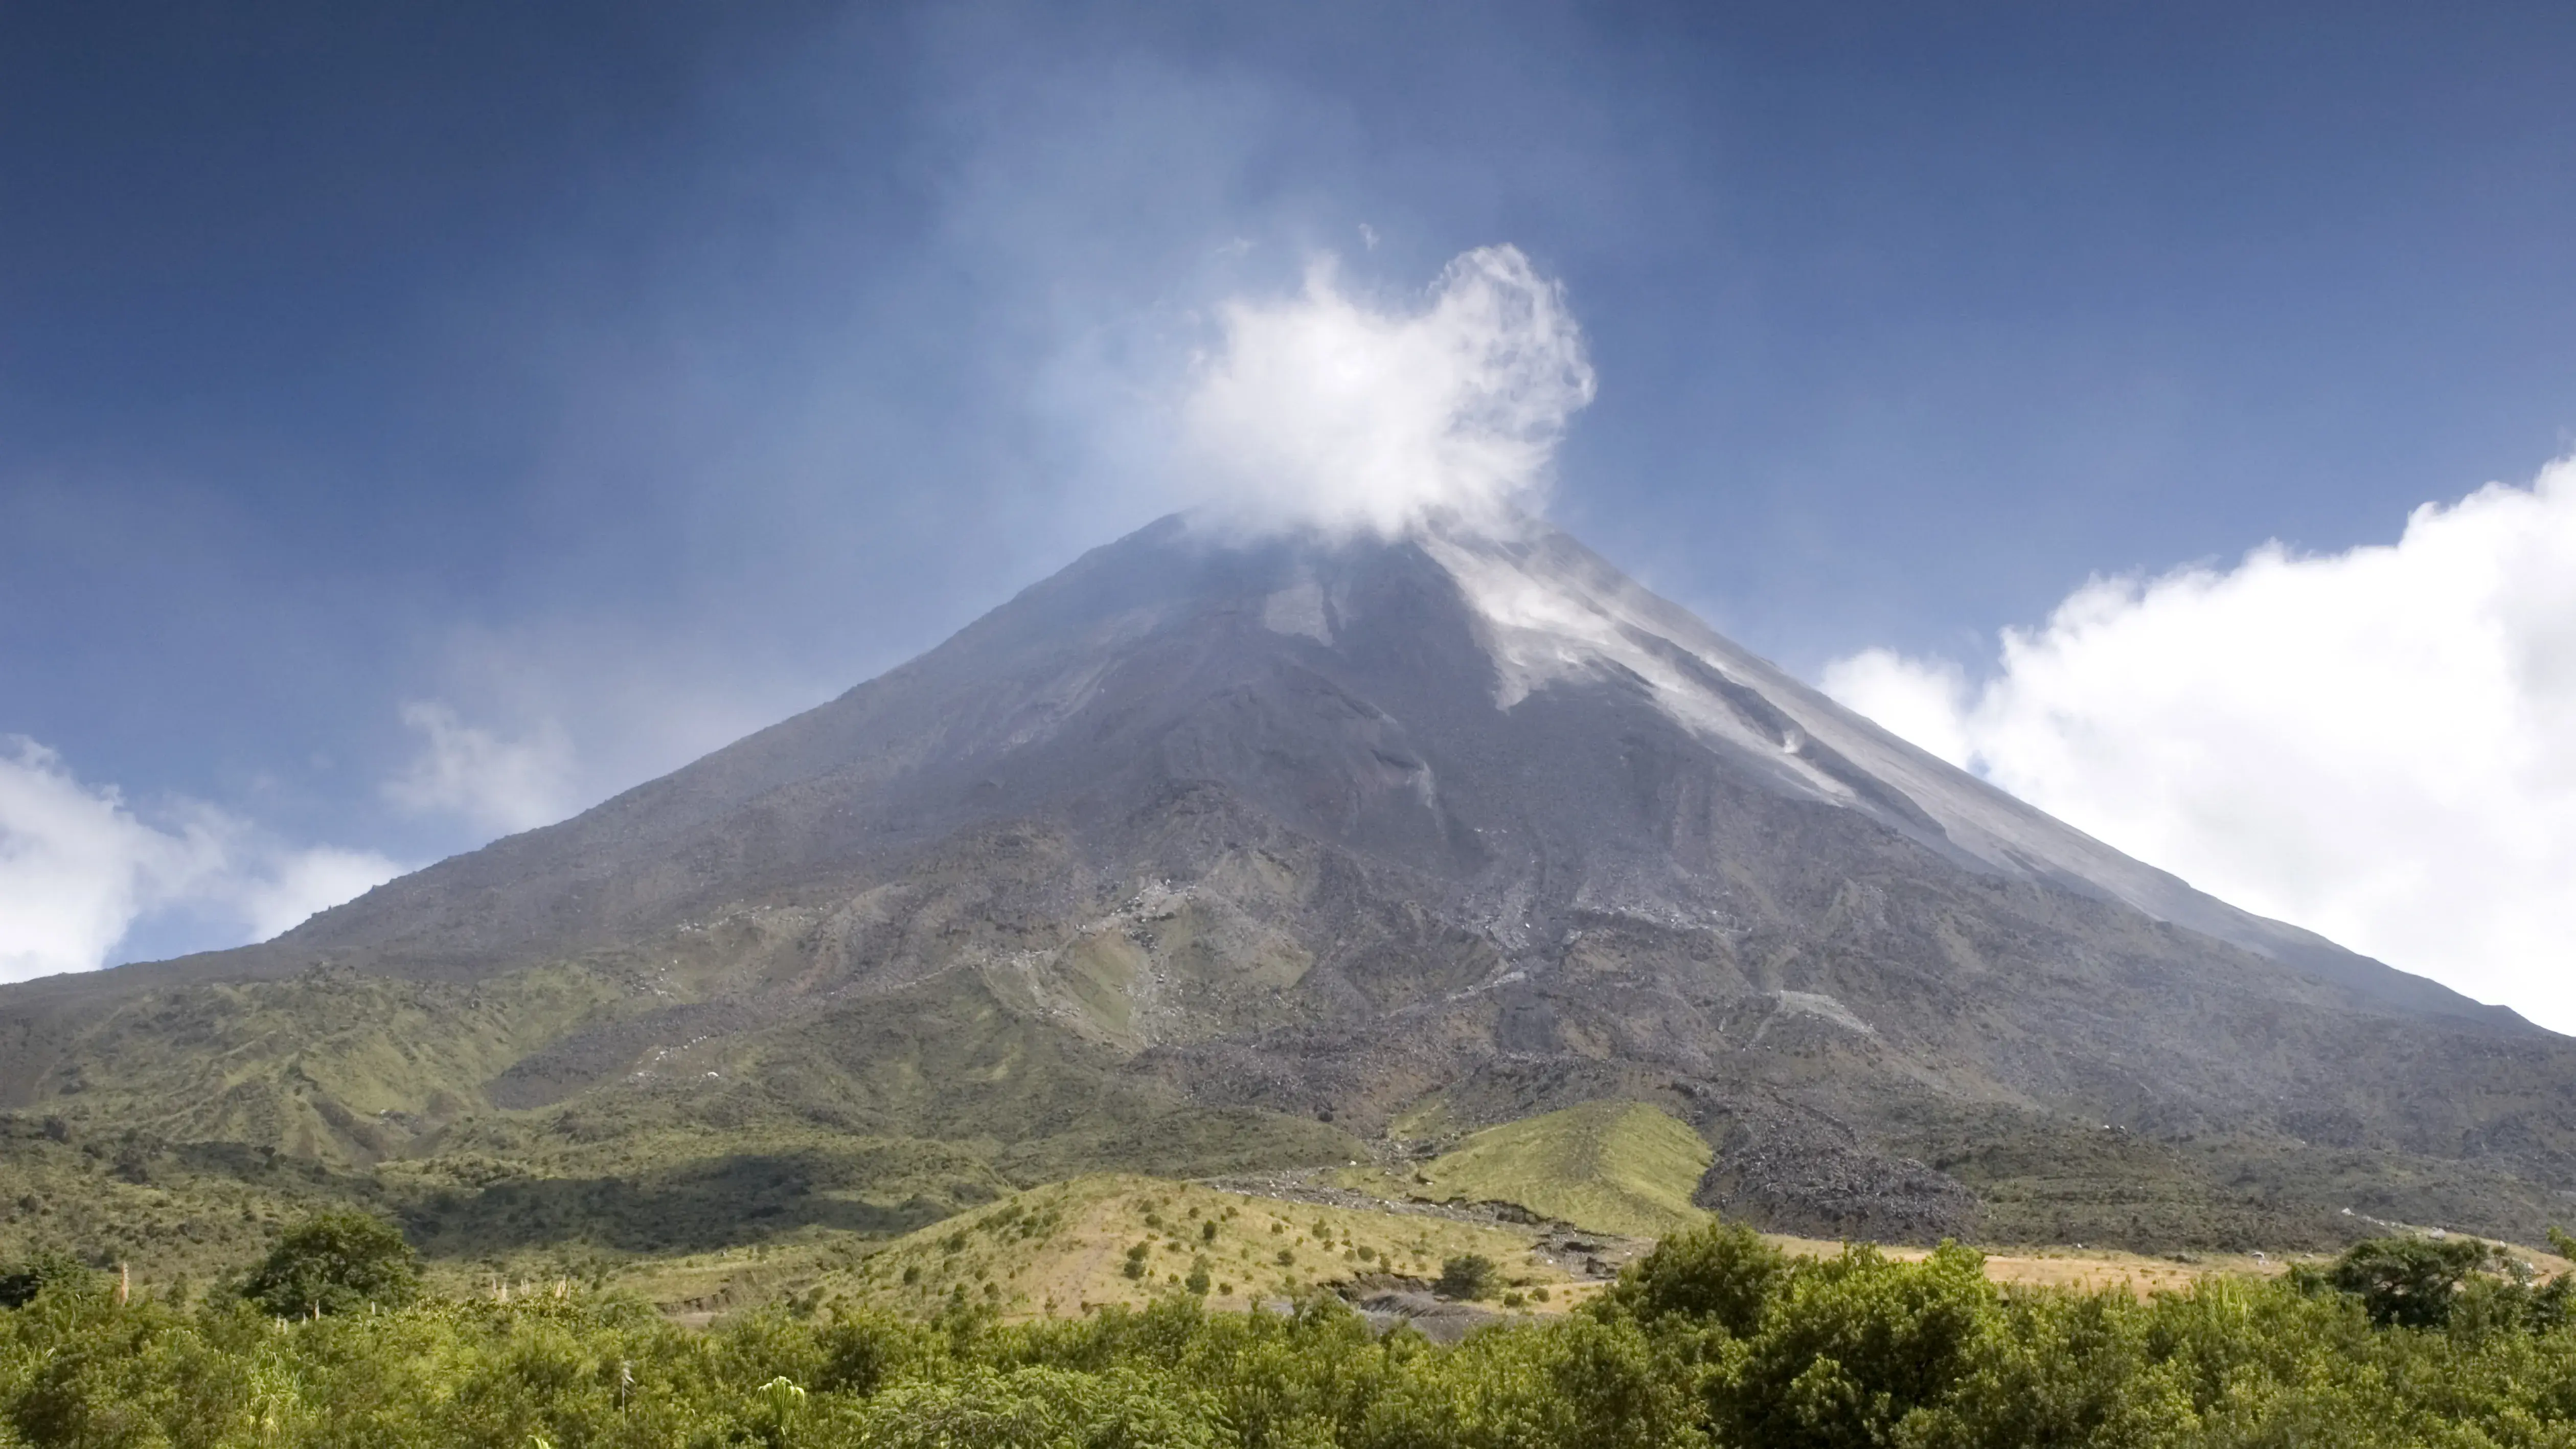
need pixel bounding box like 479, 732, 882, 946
0, 739, 220, 980
0, 737, 402, 982
1822, 456, 2576, 1031
383, 700, 577, 834
1178, 244, 1595, 539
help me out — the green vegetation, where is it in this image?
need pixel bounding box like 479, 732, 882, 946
2315, 1233, 2569, 1329
1434, 1253, 1496, 1301
1604, 1219, 1785, 1335
11, 1214, 2576, 1447
0, 1253, 87, 1311
1894, 1110, 2576, 1253
243, 1210, 422, 1318
838, 1176, 1577, 1318
1375, 1100, 1716, 1238
0, 1109, 985, 1301
1, 958, 1370, 1301
21, 963, 641, 1163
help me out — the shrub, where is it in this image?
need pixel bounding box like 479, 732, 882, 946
852, 1366, 1217, 1449
1599, 1218, 1787, 1336
0, 1252, 96, 1309
817, 1307, 941, 1397
1435, 1254, 1497, 1301
241, 1210, 421, 1318
2324, 1235, 2502, 1329
22, 1201, 2576, 1449
1712, 1241, 1998, 1448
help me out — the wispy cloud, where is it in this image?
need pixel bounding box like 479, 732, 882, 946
235, 845, 404, 943
1823, 456, 2576, 1032
1178, 244, 1595, 539
0, 737, 401, 982
383, 700, 577, 835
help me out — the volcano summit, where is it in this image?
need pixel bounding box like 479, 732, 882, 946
7, 515, 2571, 1250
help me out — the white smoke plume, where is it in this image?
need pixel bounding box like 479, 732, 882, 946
1179, 244, 1595, 538
1823, 456, 2576, 1032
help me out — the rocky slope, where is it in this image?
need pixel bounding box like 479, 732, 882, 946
6, 514, 2570, 1250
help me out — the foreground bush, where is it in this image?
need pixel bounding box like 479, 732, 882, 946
7, 1229, 2576, 1447
242, 1209, 424, 1319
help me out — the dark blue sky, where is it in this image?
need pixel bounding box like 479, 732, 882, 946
7, 0, 2575, 963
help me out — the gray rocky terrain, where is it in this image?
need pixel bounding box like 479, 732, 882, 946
8, 513, 2571, 1250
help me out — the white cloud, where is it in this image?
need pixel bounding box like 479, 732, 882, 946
1821, 456, 2576, 1032
0, 737, 403, 982
1815, 649, 1974, 771
383, 700, 577, 834
236, 846, 402, 942
0, 738, 220, 980
1178, 244, 1595, 539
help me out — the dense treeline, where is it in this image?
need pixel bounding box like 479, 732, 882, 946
9, 1219, 2576, 1447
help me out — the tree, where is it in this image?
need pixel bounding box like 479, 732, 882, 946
2325, 1235, 2498, 1329
1598, 1218, 1790, 1337
0, 1250, 97, 1309
1435, 1254, 1496, 1301
1714, 1241, 1998, 1448
816, 1307, 941, 1397
243, 1210, 422, 1318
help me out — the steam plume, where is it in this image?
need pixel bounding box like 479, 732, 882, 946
1179, 245, 1594, 538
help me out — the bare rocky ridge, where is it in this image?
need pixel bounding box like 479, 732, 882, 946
7, 513, 2573, 1249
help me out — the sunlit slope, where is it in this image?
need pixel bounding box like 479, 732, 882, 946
1392, 1101, 1715, 1239
838, 1174, 1587, 1319
3, 964, 643, 1164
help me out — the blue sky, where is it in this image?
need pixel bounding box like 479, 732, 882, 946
5, 1, 2574, 1010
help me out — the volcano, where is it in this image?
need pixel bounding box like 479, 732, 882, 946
8, 515, 2571, 1246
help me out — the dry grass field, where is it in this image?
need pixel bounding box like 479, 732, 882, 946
597, 1170, 2576, 1329
829, 1175, 1592, 1319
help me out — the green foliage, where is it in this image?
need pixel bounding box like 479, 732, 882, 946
15, 1218, 2576, 1449
815, 1307, 942, 1397
1894, 1110, 2575, 1255
1713, 1241, 1996, 1448
1434, 1255, 1496, 1301
0, 1254, 95, 1311
1600, 1219, 1789, 1336
2322, 1234, 2502, 1329
853, 1365, 1217, 1448
242, 1210, 422, 1318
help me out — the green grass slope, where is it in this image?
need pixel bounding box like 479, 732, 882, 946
1399, 1101, 1715, 1239
15, 963, 647, 1163
0, 958, 1369, 1298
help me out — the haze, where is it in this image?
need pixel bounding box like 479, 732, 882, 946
3, 1, 2573, 1027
